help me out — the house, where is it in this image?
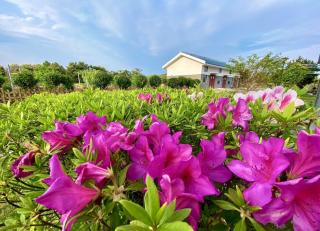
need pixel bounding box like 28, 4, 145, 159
162, 51, 240, 88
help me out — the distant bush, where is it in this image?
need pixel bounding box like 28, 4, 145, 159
0, 76, 5, 87
40, 72, 64, 88
167, 76, 198, 88
149, 75, 161, 88
60, 75, 74, 90
92, 71, 113, 89
115, 72, 132, 89
132, 73, 147, 88
12, 69, 38, 89
160, 75, 167, 85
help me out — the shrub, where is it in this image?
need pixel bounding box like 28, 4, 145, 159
0, 75, 5, 87
149, 75, 161, 87
60, 75, 74, 90
40, 71, 64, 88
160, 75, 167, 85
132, 73, 147, 88
91, 71, 113, 89
115, 72, 132, 89
167, 76, 198, 88
12, 69, 38, 89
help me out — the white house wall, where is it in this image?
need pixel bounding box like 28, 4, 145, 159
166, 56, 203, 78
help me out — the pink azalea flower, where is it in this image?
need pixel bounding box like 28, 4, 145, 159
278, 89, 304, 111
42, 121, 82, 154
138, 93, 153, 103
286, 131, 320, 179
254, 175, 320, 231
11, 151, 35, 178
228, 137, 290, 207
239, 131, 260, 144
201, 97, 230, 130
104, 122, 128, 152
76, 112, 107, 150
36, 155, 98, 231
123, 119, 145, 151
232, 99, 252, 131
316, 127, 320, 135
163, 157, 219, 201
127, 135, 154, 181
198, 133, 232, 186
159, 175, 201, 230
75, 162, 111, 189
90, 133, 111, 169
156, 93, 164, 103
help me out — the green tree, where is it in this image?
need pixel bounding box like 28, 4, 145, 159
0, 65, 6, 76
66, 62, 89, 83
132, 70, 147, 88
12, 69, 38, 89
115, 71, 132, 89
0, 76, 5, 87
91, 70, 113, 89
149, 75, 162, 88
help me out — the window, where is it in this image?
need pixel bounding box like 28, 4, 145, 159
204, 66, 208, 72
217, 81, 220, 84
201, 75, 206, 83
219, 68, 222, 73
227, 81, 230, 84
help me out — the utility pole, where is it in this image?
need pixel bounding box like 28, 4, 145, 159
77, 72, 81, 84
7, 64, 14, 89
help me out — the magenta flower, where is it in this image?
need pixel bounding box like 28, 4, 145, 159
91, 133, 111, 169
159, 175, 201, 230
198, 133, 232, 186
138, 93, 152, 103
164, 157, 219, 201
239, 131, 260, 144
278, 89, 304, 111
123, 119, 145, 151
75, 162, 110, 189
103, 122, 128, 153
127, 135, 154, 181
156, 93, 164, 103
11, 151, 35, 178
147, 134, 192, 178
228, 137, 290, 207
316, 127, 320, 135
42, 121, 82, 153
76, 112, 107, 150
232, 99, 252, 131
286, 131, 320, 179
36, 155, 98, 231
254, 175, 320, 231
201, 97, 230, 130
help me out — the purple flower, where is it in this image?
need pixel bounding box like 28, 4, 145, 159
159, 175, 201, 230
11, 151, 35, 178
164, 157, 219, 201
228, 137, 290, 207
36, 155, 98, 231
127, 135, 154, 181
42, 121, 82, 154
198, 133, 232, 186
239, 131, 260, 144
156, 93, 164, 103
138, 93, 152, 103
232, 99, 252, 131
90, 133, 111, 169
123, 119, 145, 151
201, 97, 230, 130
147, 134, 192, 178
75, 162, 111, 189
286, 131, 320, 179
316, 127, 320, 135
104, 122, 128, 153
254, 175, 320, 231
76, 112, 107, 150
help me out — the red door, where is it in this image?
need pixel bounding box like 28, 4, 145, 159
222, 75, 227, 88
209, 74, 215, 88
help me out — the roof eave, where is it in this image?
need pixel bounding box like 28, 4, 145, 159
162, 52, 205, 69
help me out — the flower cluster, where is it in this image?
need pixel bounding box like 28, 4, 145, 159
137, 93, 168, 104
127, 115, 231, 230
187, 92, 204, 101
201, 97, 252, 131
228, 130, 320, 230
234, 86, 304, 111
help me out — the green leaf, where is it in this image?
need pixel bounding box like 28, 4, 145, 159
166, 208, 191, 223
155, 203, 168, 225
115, 225, 151, 231
214, 200, 240, 211
234, 219, 247, 231
282, 102, 295, 119
158, 200, 176, 225
248, 217, 265, 231
118, 165, 129, 186
119, 200, 153, 226
144, 175, 160, 221
225, 187, 244, 207
73, 147, 86, 160
158, 221, 193, 231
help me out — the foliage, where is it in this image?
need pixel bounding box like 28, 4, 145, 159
34, 61, 66, 80
91, 70, 113, 89
12, 69, 38, 89
0, 75, 5, 87
227, 53, 316, 89
66, 62, 90, 83
167, 76, 198, 88
0, 65, 5, 76
39, 71, 67, 88
132, 71, 147, 88
149, 75, 162, 88
0, 87, 318, 231
115, 71, 132, 89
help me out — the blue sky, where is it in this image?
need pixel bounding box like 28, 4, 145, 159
0, 0, 319, 74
